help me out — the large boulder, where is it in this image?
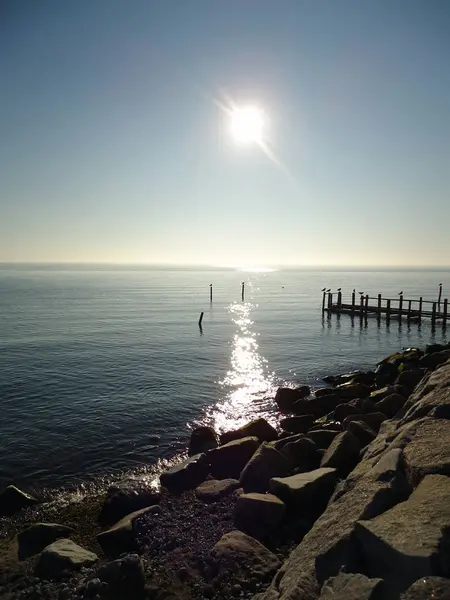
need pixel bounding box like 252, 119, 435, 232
346, 421, 376, 448
292, 396, 341, 419
234, 493, 285, 536
374, 393, 406, 418
400, 577, 450, 599
99, 479, 161, 526
355, 474, 450, 592
395, 368, 426, 391
320, 431, 361, 476
369, 386, 395, 402
272, 433, 305, 451
35, 539, 98, 579
18, 523, 74, 560
188, 426, 218, 455
335, 382, 372, 400
209, 436, 260, 479
210, 530, 281, 580
195, 479, 240, 502
97, 505, 161, 557
0, 485, 38, 516
240, 443, 290, 493
275, 386, 310, 412
270, 468, 337, 510
279, 415, 315, 434
401, 365, 450, 423
403, 418, 450, 486
308, 430, 340, 449
332, 403, 360, 422
419, 349, 450, 370
93, 554, 146, 598
220, 418, 278, 445
343, 412, 387, 432
319, 572, 385, 600
281, 437, 321, 472
160, 453, 209, 492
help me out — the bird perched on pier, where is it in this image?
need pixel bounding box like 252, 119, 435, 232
326, 288, 331, 293
398, 291, 403, 295
321, 287, 326, 292
359, 291, 364, 295
337, 288, 342, 292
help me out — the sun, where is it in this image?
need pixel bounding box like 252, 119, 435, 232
229, 105, 265, 145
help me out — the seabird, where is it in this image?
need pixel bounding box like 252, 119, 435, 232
398, 291, 403, 295
359, 291, 364, 295
337, 287, 342, 292
326, 288, 331, 293
321, 287, 326, 292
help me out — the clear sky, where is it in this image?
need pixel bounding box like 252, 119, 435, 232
1, 0, 449, 267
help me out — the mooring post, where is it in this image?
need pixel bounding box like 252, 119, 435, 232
360, 294, 364, 317
443, 299, 448, 329
241, 281, 245, 302
419, 297, 423, 322
432, 302, 437, 330
351, 290, 356, 315
322, 291, 326, 313
209, 284, 212, 303
198, 312, 204, 326
337, 291, 342, 308
377, 294, 382, 312
407, 300, 412, 322
364, 294, 369, 317
328, 292, 333, 310
398, 294, 403, 321
386, 299, 391, 321
438, 284, 443, 309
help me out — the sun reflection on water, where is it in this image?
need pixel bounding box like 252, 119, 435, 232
201, 301, 277, 434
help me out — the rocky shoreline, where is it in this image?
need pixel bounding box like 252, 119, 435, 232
2, 342, 450, 600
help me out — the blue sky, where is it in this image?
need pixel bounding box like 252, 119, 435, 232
1, 0, 449, 267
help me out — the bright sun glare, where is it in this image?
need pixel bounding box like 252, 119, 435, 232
230, 106, 264, 145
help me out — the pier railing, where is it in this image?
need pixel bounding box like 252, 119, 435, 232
322, 291, 448, 330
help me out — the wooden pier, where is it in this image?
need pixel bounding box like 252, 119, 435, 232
322, 290, 448, 330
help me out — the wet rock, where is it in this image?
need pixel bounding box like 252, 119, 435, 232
292, 395, 342, 419
35, 539, 98, 579
419, 349, 450, 370
160, 453, 209, 492
210, 530, 281, 579
240, 443, 290, 493
234, 493, 285, 535
332, 403, 360, 422
343, 412, 387, 432
97, 505, 161, 557
279, 415, 315, 434
94, 554, 145, 598
400, 576, 450, 599
370, 386, 395, 402
403, 418, 450, 485
275, 386, 310, 411
272, 432, 305, 451
18, 523, 74, 560
320, 431, 361, 476
315, 388, 336, 398
0, 485, 38, 516
220, 418, 278, 445
425, 343, 448, 355
346, 421, 376, 448
335, 382, 372, 400
195, 478, 240, 502
307, 429, 340, 449
355, 474, 450, 592
189, 426, 218, 455
375, 361, 399, 386
99, 479, 161, 526
374, 393, 406, 418
395, 368, 426, 391
209, 436, 260, 479
270, 468, 337, 509
319, 572, 385, 600
281, 436, 321, 472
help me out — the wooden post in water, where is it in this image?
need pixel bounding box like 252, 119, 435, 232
360, 294, 364, 317
241, 282, 245, 302
351, 290, 356, 315
398, 294, 403, 321
432, 302, 437, 330
337, 291, 342, 308
444, 299, 448, 329
419, 297, 423, 323
322, 291, 326, 313
198, 312, 204, 326
328, 292, 333, 310
386, 299, 391, 321
438, 283, 443, 310
209, 284, 212, 303
364, 294, 369, 318
377, 294, 382, 312
407, 300, 412, 323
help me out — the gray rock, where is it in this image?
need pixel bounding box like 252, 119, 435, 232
94, 554, 145, 597
333, 404, 360, 422
419, 349, 450, 370
240, 443, 290, 493
370, 386, 395, 402
319, 572, 385, 600
160, 453, 209, 492
355, 474, 450, 592
403, 418, 450, 486
0, 485, 38, 516
374, 393, 406, 418
402, 365, 450, 423
335, 382, 372, 400
210, 530, 281, 579
395, 368, 426, 391
189, 426, 218, 455
275, 386, 310, 411
234, 493, 285, 535
209, 436, 260, 479
99, 479, 161, 526
35, 539, 98, 579
346, 420, 376, 448
320, 431, 361, 476
293, 396, 342, 419
18, 523, 74, 560
343, 412, 387, 432
97, 505, 161, 557
270, 468, 337, 509
195, 479, 240, 502
272, 433, 305, 451
315, 387, 336, 397
307, 429, 340, 449
281, 436, 321, 472
279, 415, 315, 434
220, 418, 278, 445
400, 576, 450, 599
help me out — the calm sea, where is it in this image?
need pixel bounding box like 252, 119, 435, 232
0, 265, 448, 495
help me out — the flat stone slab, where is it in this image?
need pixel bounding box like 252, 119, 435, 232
195, 479, 240, 502
319, 572, 385, 600
209, 436, 260, 479
400, 576, 450, 599
403, 418, 450, 485
35, 539, 98, 578
270, 468, 337, 508
160, 453, 209, 492
240, 443, 290, 493
234, 493, 285, 534
355, 474, 450, 591
210, 530, 281, 579
97, 505, 161, 557
18, 522, 74, 560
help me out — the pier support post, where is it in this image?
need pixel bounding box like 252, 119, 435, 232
432, 302, 437, 331
241, 282, 245, 302
337, 291, 342, 308
444, 299, 448, 329
322, 291, 326, 314
407, 300, 412, 323
398, 294, 403, 321
209, 284, 212, 303
351, 290, 356, 315
386, 299, 391, 322
419, 297, 423, 323
360, 294, 364, 317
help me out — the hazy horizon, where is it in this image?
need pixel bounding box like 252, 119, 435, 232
2, 1, 449, 267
